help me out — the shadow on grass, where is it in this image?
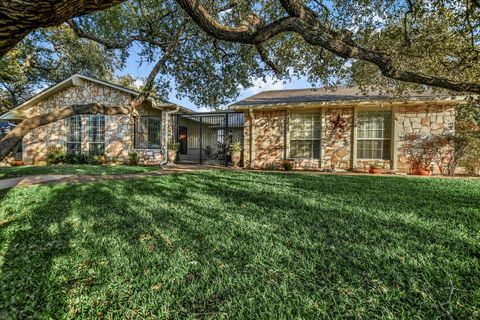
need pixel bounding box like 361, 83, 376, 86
1, 170, 479, 318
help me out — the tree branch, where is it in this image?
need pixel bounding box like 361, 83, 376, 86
0, 0, 126, 58
255, 43, 282, 76
177, 0, 480, 94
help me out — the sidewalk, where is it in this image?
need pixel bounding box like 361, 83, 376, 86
0, 165, 208, 190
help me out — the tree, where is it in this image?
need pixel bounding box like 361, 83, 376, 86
0, 0, 126, 57
0, 26, 120, 111
1, 0, 480, 161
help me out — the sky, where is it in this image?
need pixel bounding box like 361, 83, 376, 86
117, 44, 313, 112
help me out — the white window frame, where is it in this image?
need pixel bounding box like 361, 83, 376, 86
289, 111, 322, 159
356, 111, 392, 160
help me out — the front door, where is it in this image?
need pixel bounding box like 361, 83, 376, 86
179, 126, 188, 155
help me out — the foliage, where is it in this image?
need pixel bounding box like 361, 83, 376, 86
128, 151, 139, 165
0, 170, 479, 318
229, 141, 242, 154
45, 146, 66, 165
369, 161, 383, 169
0, 164, 161, 180
0, 26, 119, 110
204, 145, 212, 156
167, 141, 180, 151
283, 160, 294, 171
403, 133, 439, 171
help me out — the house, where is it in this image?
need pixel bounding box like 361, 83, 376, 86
229, 87, 466, 172
0, 74, 468, 173
0, 74, 191, 165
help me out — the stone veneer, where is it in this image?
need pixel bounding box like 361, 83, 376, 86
21, 80, 167, 165
243, 103, 456, 173
396, 104, 455, 173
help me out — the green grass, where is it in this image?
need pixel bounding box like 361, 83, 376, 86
0, 170, 479, 319
0, 164, 161, 179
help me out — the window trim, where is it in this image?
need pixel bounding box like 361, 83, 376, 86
88, 114, 106, 155
66, 115, 82, 155
134, 116, 162, 150
356, 110, 392, 161
288, 111, 322, 160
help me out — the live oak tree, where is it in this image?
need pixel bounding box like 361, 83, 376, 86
0, 0, 479, 161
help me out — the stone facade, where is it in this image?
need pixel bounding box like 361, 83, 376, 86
21, 80, 167, 165
244, 110, 286, 169
396, 104, 455, 173
243, 103, 457, 173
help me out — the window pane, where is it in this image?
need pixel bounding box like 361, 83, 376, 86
89, 114, 105, 155
289, 112, 321, 159
135, 117, 162, 149
356, 111, 391, 160
66, 115, 82, 155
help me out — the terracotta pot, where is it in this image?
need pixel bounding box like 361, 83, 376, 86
412, 168, 431, 176
369, 167, 383, 174
168, 150, 177, 163
11, 160, 24, 167
231, 152, 240, 167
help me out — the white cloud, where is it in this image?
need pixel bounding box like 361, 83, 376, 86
242, 76, 287, 97
133, 78, 144, 89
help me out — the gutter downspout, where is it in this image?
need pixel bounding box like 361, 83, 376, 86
248, 108, 255, 169
161, 105, 179, 165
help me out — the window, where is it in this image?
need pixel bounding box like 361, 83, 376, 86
289, 112, 321, 159
89, 114, 105, 155
356, 111, 391, 160
66, 115, 82, 155
134, 117, 161, 149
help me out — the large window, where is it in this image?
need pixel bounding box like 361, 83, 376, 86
88, 114, 105, 155
356, 111, 391, 160
134, 117, 161, 149
289, 112, 321, 159
66, 115, 82, 155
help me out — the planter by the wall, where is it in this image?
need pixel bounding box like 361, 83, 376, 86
11, 160, 24, 167
168, 150, 177, 163
231, 153, 241, 167
369, 167, 383, 174
412, 168, 431, 176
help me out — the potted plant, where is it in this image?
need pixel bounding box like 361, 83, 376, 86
403, 133, 438, 176
128, 151, 139, 166
283, 159, 295, 171
230, 141, 242, 167
369, 161, 383, 174
168, 142, 180, 163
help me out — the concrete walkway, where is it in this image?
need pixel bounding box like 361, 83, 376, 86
0, 165, 208, 190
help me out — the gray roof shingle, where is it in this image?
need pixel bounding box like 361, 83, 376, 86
230, 87, 455, 109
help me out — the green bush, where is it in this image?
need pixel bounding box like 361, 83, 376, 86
128, 151, 139, 166
46, 146, 66, 165
168, 142, 180, 151
462, 139, 480, 176
283, 161, 294, 171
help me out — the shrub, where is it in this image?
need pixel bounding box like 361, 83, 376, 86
46, 146, 66, 165
283, 160, 294, 171
230, 141, 241, 154
168, 142, 180, 151
461, 139, 480, 176
66, 153, 88, 165
128, 151, 139, 166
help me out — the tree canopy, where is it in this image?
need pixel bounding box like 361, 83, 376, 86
0, 0, 479, 160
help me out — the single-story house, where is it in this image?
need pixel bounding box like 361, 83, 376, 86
0, 74, 468, 173
0, 74, 190, 165
229, 87, 466, 172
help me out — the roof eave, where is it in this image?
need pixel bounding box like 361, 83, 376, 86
230, 97, 469, 111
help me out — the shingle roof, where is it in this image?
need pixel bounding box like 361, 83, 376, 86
229, 87, 460, 109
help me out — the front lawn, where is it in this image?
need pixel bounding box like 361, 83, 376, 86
0, 164, 161, 179
0, 171, 479, 318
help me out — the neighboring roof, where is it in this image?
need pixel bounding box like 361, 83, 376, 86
0, 74, 191, 120
229, 87, 467, 110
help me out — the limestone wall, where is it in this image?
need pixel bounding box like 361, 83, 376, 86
244, 104, 456, 173
21, 80, 166, 165
396, 104, 455, 173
